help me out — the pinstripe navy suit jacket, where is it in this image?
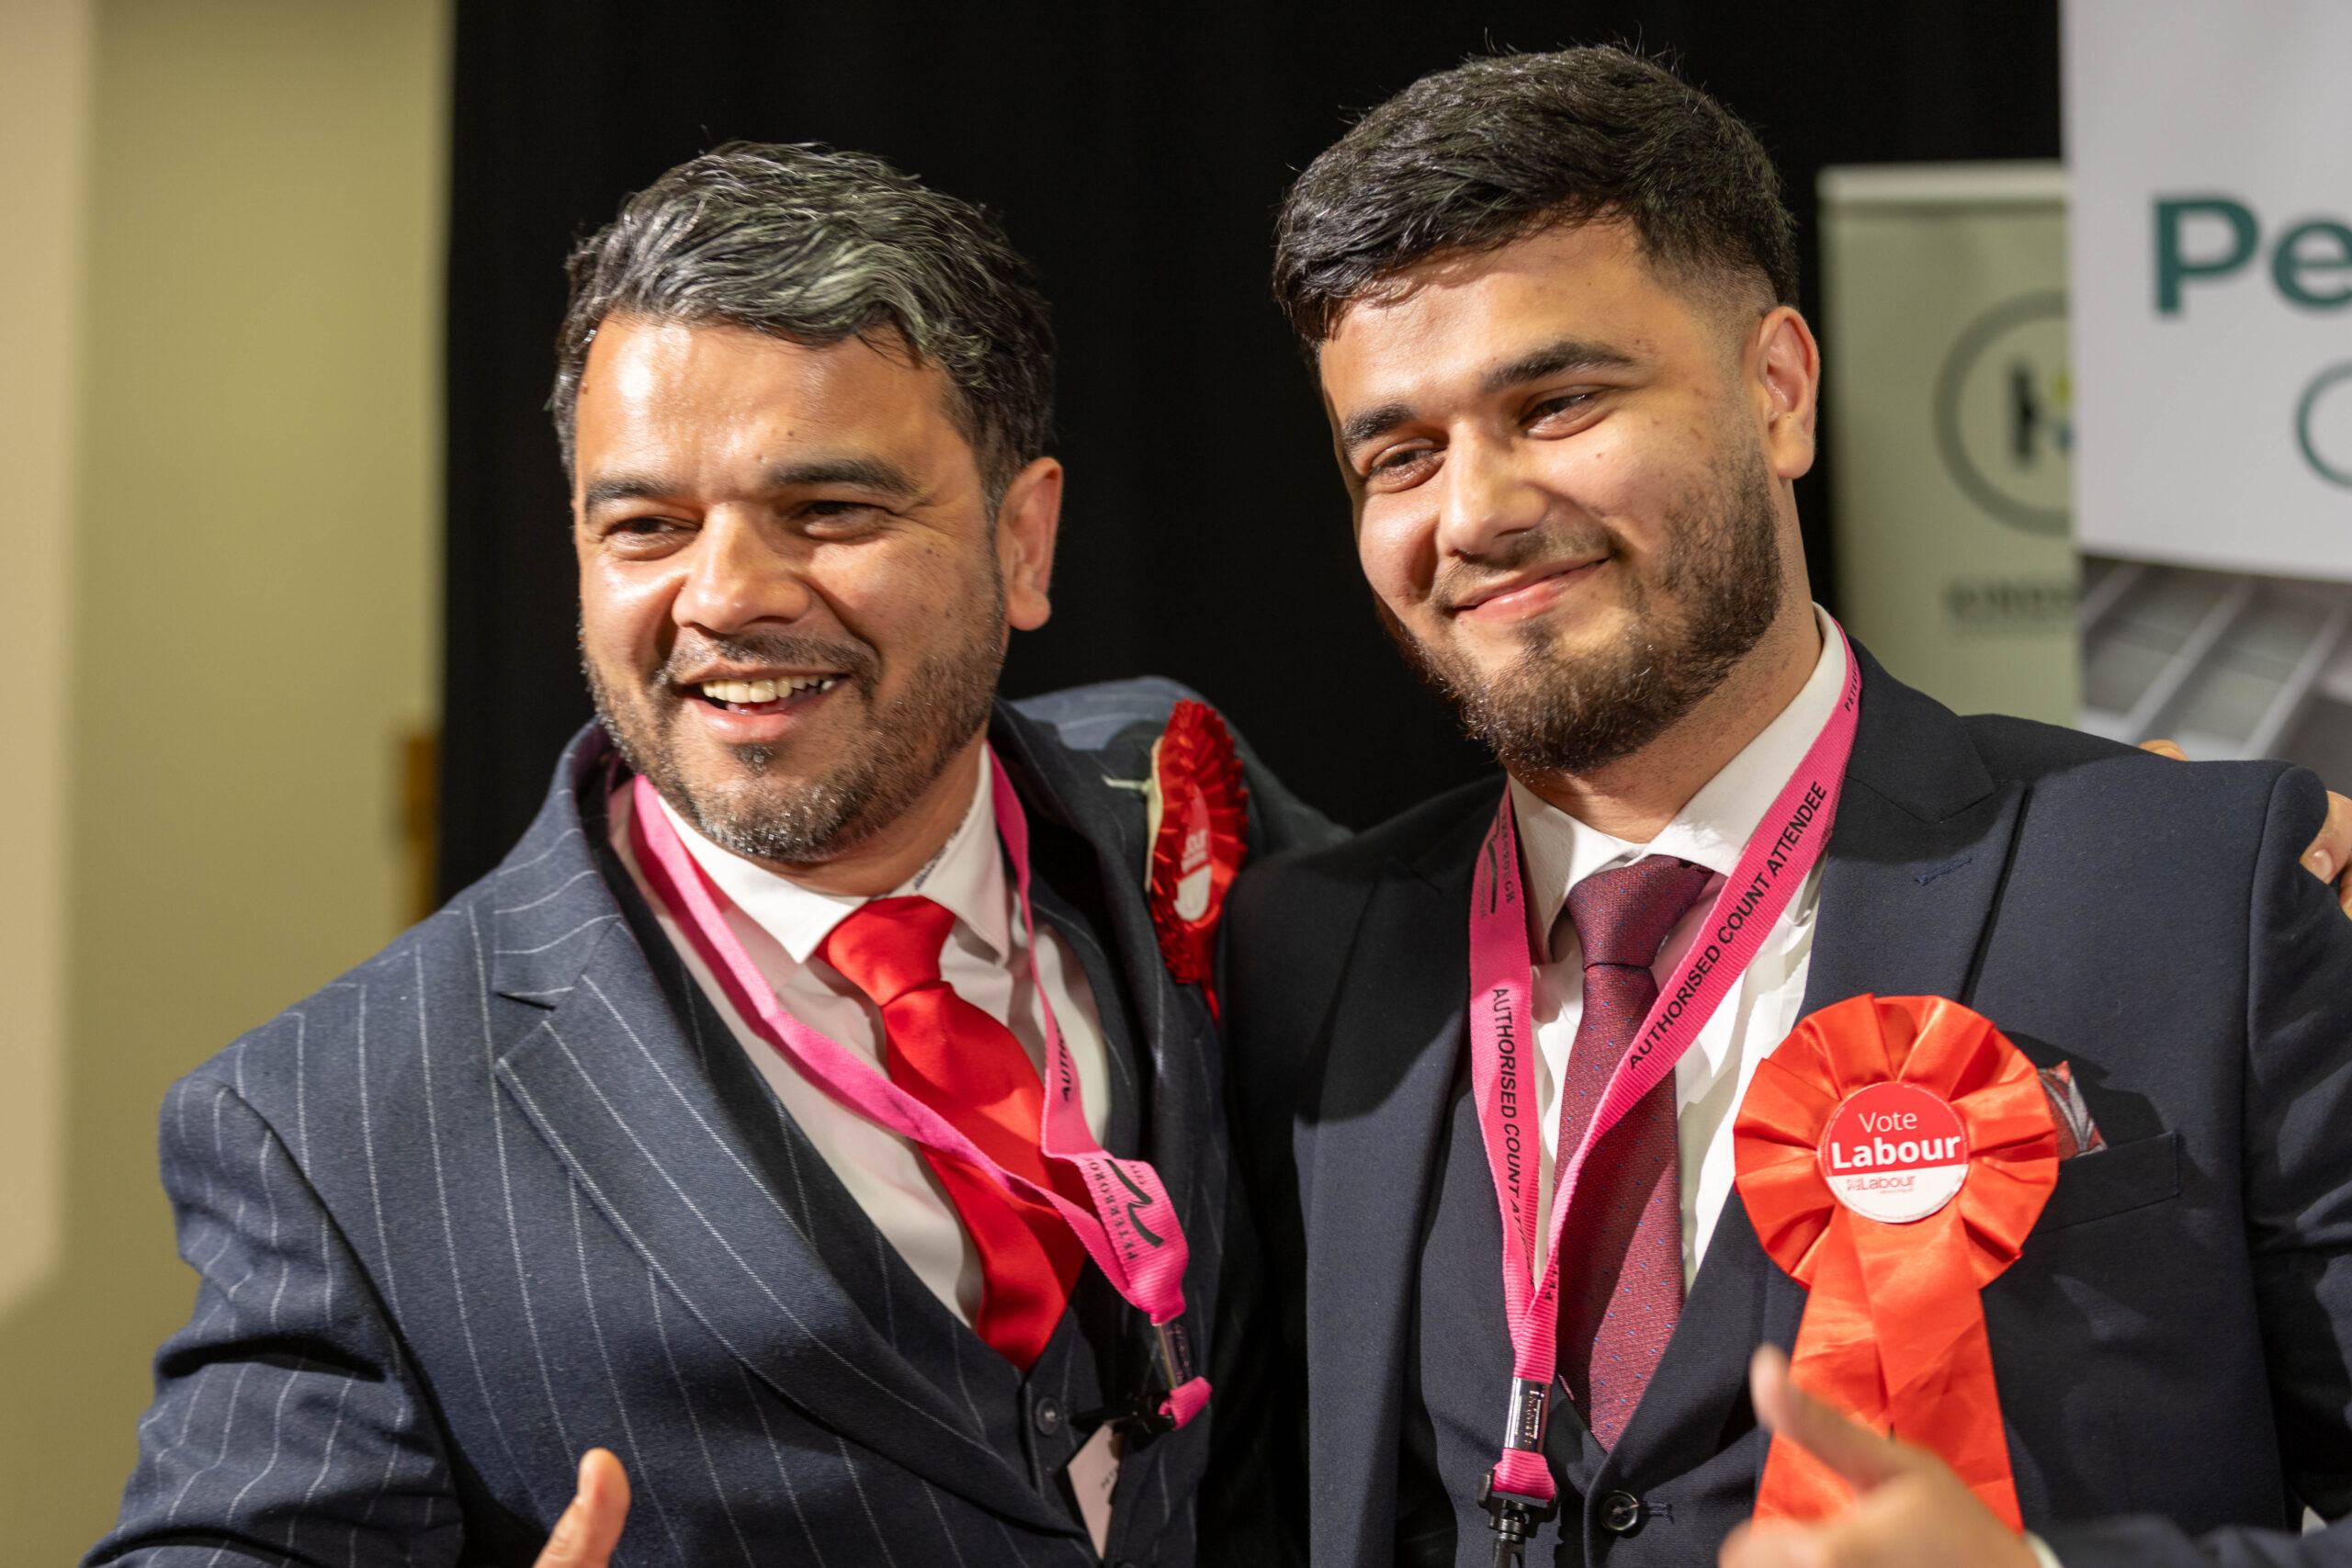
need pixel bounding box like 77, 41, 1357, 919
91, 680, 1336, 1568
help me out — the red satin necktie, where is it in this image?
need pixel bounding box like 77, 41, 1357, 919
1552, 857, 1713, 1447
821, 896, 1090, 1369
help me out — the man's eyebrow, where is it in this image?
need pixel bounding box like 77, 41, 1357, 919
1339, 402, 1417, 451
763, 456, 922, 499
581, 473, 676, 511
579, 457, 922, 513
1336, 339, 1638, 453
1479, 338, 1635, 395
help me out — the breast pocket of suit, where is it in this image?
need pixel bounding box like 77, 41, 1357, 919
2033, 1132, 2183, 1233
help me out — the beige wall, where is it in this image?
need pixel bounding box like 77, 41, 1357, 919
0, 0, 447, 1556
0, 0, 91, 1348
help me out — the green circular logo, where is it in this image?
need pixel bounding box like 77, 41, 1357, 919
2295, 360, 2352, 489
1934, 292, 2073, 537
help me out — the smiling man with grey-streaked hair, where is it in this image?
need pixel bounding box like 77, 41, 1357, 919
88, 141, 1329, 1568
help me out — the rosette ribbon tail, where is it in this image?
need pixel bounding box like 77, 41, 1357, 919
1736, 995, 2059, 1533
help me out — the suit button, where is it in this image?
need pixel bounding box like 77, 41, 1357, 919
1600, 1491, 1644, 1534
1034, 1396, 1064, 1436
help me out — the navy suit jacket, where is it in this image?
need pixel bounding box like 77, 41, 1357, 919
91, 681, 1337, 1568
1225, 646, 2352, 1567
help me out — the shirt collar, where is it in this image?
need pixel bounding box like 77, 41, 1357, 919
1510, 606, 1848, 941
657, 749, 1013, 968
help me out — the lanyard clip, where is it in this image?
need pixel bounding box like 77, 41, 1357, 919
1481, 1379, 1557, 1568
1153, 1317, 1195, 1393
1502, 1376, 1548, 1450
1478, 1470, 1558, 1568
1078, 1316, 1203, 1439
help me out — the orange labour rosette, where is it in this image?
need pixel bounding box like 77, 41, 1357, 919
1733, 994, 2059, 1530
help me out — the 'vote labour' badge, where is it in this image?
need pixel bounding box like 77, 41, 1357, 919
1734, 993, 2061, 1530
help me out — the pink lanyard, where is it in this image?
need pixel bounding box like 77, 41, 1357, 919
628, 754, 1209, 1428
1466, 624, 1861, 1554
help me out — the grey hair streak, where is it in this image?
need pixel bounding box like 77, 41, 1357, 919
549, 141, 1055, 505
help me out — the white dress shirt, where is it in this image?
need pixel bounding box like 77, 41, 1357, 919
609, 751, 1112, 1328
1515, 608, 1846, 1290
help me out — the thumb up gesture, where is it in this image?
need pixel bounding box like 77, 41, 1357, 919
1718, 1348, 2038, 1568
535, 1450, 630, 1568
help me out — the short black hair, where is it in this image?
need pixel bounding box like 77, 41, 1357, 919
1272, 47, 1799, 344
552, 142, 1055, 506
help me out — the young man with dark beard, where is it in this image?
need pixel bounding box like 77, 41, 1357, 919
87, 145, 1331, 1568
1224, 48, 2352, 1568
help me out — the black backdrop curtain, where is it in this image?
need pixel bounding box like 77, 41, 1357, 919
439, 0, 2061, 897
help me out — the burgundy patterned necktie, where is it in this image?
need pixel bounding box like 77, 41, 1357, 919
1551, 856, 1714, 1448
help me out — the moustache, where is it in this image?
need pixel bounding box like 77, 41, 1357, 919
650, 629, 880, 693
1430, 524, 1619, 615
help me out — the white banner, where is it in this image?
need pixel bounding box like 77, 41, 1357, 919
2067, 0, 2352, 580
1820, 163, 2078, 725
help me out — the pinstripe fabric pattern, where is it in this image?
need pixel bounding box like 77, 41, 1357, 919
90, 682, 1338, 1568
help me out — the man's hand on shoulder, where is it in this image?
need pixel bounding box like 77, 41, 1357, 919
2141, 739, 2352, 916
1717, 1348, 2039, 1568
536, 1450, 629, 1568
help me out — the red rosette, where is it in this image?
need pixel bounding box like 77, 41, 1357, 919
1147, 700, 1250, 1019
1734, 994, 2059, 1533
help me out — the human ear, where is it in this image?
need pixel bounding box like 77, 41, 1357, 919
997, 456, 1063, 632
1752, 307, 1821, 482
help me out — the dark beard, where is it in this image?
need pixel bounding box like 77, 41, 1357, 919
1383, 446, 1784, 777
586, 571, 1006, 865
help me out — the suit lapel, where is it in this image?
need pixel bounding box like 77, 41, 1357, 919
1607, 644, 2026, 1483
1598, 1194, 1802, 1492
481, 731, 1073, 1533
1800, 644, 2024, 1015
1028, 884, 1146, 1156
988, 702, 1175, 1077
991, 701, 1233, 1517
495, 931, 1073, 1530
1303, 803, 1493, 1568
989, 703, 1214, 1261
